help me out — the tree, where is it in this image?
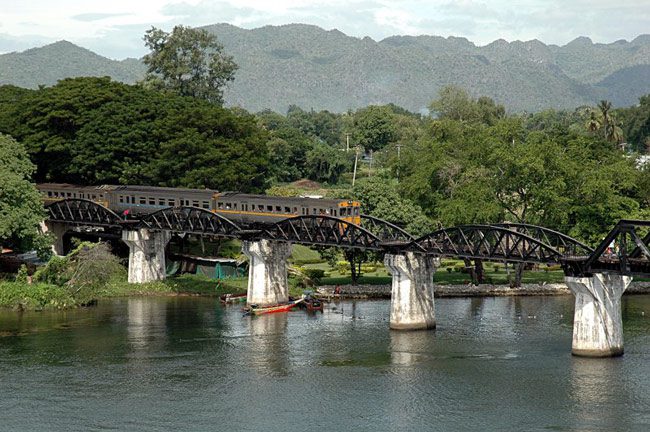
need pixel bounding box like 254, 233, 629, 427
586, 100, 624, 146
142, 25, 237, 105
351, 105, 397, 152
3, 78, 270, 192
305, 142, 349, 184
0, 133, 50, 257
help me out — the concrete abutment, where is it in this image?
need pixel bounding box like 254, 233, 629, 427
242, 239, 292, 307
565, 273, 632, 357
384, 252, 438, 330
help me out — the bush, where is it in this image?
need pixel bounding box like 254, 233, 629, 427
33, 242, 126, 305
0, 281, 75, 310
446, 267, 453, 273
303, 268, 325, 282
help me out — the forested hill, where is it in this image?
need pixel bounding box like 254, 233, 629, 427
0, 41, 145, 89
2, 24, 650, 113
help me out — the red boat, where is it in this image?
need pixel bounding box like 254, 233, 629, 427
245, 298, 304, 316
305, 298, 324, 312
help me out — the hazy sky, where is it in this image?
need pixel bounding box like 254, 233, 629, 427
1, 0, 649, 59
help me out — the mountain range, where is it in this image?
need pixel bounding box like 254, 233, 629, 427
1, 23, 649, 113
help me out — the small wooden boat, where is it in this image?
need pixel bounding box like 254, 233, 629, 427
220, 293, 247, 304
305, 298, 324, 312
245, 298, 304, 316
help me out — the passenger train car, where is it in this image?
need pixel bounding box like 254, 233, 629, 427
38, 184, 362, 226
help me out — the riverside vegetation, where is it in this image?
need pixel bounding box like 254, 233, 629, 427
1, 26, 649, 309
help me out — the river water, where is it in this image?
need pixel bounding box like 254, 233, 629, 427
1, 295, 649, 431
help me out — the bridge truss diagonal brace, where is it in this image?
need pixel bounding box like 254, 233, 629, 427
565, 273, 632, 357
122, 229, 172, 284
242, 239, 293, 307
384, 252, 439, 330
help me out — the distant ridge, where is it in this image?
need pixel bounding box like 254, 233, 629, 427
0, 41, 145, 89
1, 24, 649, 112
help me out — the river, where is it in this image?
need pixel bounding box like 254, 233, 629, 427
1, 295, 649, 431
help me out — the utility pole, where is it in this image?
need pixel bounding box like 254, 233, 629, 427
396, 143, 402, 182
352, 145, 360, 187
345, 133, 350, 152
369, 149, 373, 172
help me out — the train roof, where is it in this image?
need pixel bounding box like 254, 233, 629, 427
38, 183, 217, 195
218, 193, 357, 206
36, 184, 359, 205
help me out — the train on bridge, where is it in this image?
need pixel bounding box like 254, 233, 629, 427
37, 183, 361, 226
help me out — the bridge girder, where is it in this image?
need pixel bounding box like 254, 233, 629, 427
261, 215, 383, 250
136, 206, 241, 237
45, 199, 123, 227
360, 214, 414, 243
494, 223, 593, 256
408, 224, 563, 264
564, 220, 650, 276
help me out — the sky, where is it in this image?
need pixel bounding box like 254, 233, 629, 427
1, 0, 650, 59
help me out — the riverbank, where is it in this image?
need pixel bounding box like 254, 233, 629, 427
316, 281, 650, 299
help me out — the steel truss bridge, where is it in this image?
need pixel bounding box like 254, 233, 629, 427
46, 199, 650, 277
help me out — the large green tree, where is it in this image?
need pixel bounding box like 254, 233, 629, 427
351, 105, 397, 152
142, 25, 237, 105
0, 78, 270, 192
0, 133, 50, 256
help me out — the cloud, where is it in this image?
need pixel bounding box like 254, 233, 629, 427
1, 0, 649, 58
72, 13, 133, 22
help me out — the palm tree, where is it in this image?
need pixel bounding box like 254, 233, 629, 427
586, 100, 625, 147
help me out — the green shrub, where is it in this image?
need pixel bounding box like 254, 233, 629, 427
303, 268, 325, 282
15, 265, 29, 283
446, 267, 453, 273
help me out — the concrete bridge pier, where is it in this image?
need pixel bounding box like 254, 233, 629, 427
565, 273, 632, 357
40, 221, 68, 256
122, 229, 171, 284
384, 252, 438, 330
242, 240, 292, 307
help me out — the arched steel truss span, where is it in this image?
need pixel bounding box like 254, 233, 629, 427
407, 224, 564, 264
360, 215, 414, 242
494, 223, 593, 257
46, 199, 123, 227
261, 215, 384, 250
137, 206, 242, 237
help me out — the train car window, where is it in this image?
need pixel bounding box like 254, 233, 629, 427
293, 207, 298, 213
192, 200, 199, 207
225, 203, 231, 209
267, 205, 273, 212
202, 201, 210, 209
233, 203, 237, 209
312, 208, 318, 215
119, 196, 123, 203
333, 210, 337, 216
276, 206, 282, 212
168, 199, 175, 207
354, 207, 360, 215
217, 202, 223, 209
258, 204, 264, 211
148, 198, 155, 205
159, 198, 165, 206
284, 206, 291, 213
139, 197, 145, 204
47, 191, 52, 197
